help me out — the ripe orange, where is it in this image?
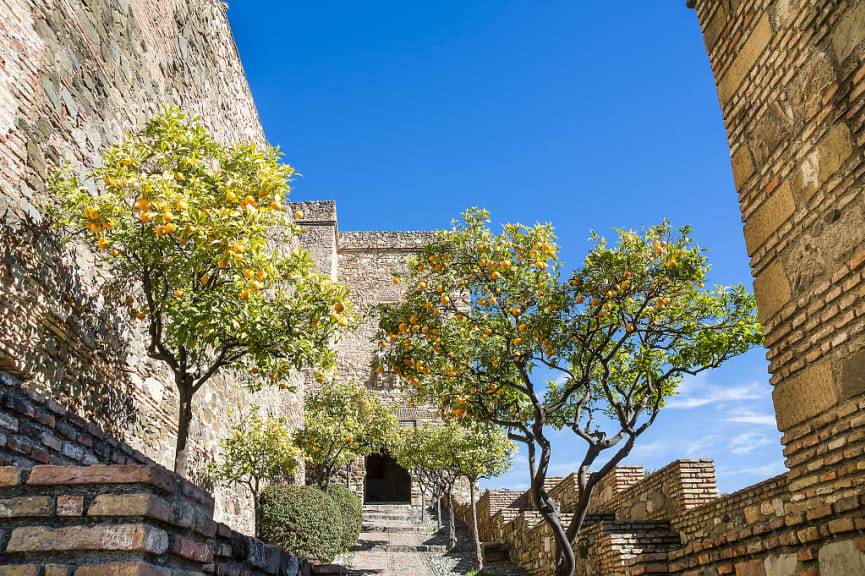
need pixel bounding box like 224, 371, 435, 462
97, 238, 110, 249
294, 210, 304, 219
226, 191, 238, 203
240, 290, 250, 300
135, 311, 146, 320
165, 223, 176, 234
175, 290, 184, 298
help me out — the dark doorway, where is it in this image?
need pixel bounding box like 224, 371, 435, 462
364, 452, 411, 503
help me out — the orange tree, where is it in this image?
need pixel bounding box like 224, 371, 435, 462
48, 107, 352, 476
206, 405, 299, 537
374, 208, 762, 576
294, 380, 398, 489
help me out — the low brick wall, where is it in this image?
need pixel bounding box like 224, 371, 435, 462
0, 464, 310, 575
462, 456, 865, 576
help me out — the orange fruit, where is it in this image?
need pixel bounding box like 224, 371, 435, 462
97, 238, 110, 249
294, 210, 304, 219
135, 311, 146, 320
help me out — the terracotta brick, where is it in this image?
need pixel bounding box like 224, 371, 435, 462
27, 465, 174, 493
734, 559, 765, 576
169, 534, 213, 563
56, 495, 84, 516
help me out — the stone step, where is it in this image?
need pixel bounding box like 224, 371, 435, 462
361, 524, 435, 533
351, 543, 447, 553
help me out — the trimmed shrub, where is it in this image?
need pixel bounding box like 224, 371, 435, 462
260, 484, 342, 563
328, 484, 363, 552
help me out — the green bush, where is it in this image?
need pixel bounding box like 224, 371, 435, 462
327, 484, 363, 552
260, 484, 342, 563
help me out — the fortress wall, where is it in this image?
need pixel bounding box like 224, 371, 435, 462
688, 0, 865, 486
0, 0, 303, 533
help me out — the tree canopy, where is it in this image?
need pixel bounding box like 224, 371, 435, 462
374, 208, 762, 576
295, 380, 398, 489
48, 107, 352, 474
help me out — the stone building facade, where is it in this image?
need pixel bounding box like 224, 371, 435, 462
0, 0, 303, 533
292, 201, 445, 505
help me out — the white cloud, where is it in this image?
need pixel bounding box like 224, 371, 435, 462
685, 434, 720, 456
667, 378, 767, 410
729, 432, 772, 455
724, 409, 778, 427
721, 461, 786, 478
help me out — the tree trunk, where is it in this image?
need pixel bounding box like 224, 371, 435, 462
174, 381, 194, 477
254, 498, 262, 539
418, 483, 425, 523
436, 491, 442, 531
447, 487, 456, 549
470, 481, 483, 571
532, 430, 575, 576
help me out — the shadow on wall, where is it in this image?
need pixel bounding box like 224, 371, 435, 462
0, 218, 138, 437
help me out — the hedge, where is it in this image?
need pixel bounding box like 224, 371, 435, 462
260, 484, 342, 563
328, 484, 363, 553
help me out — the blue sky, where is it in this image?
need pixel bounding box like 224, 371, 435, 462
225, 1, 785, 495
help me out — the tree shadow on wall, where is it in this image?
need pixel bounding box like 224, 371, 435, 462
0, 215, 138, 438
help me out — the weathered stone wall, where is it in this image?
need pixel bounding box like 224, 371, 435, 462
0, 0, 304, 533
688, 0, 865, 487
0, 463, 311, 575
293, 204, 461, 504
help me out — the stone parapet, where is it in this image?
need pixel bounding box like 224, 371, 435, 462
0, 464, 310, 575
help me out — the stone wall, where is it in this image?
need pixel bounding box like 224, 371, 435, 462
0, 463, 311, 576
293, 203, 459, 504
451, 456, 865, 575
0, 0, 304, 532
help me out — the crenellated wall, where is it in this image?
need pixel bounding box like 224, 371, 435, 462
0, 0, 303, 533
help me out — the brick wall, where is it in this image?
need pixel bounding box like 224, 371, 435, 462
0, 0, 303, 533
0, 463, 311, 575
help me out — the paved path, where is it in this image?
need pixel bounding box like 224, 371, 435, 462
342, 505, 437, 576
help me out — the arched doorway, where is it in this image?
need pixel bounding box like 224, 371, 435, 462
364, 452, 411, 503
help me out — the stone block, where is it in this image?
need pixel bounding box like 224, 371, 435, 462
818, 539, 865, 576
57, 495, 84, 516
27, 465, 175, 493
795, 123, 853, 201
703, 2, 729, 53
718, 13, 773, 105
0, 467, 24, 486
753, 259, 791, 321
73, 563, 171, 576
0, 496, 54, 517
44, 566, 73, 576
831, 1, 865, 62
763, 552, 799, 576
734, 559, 766, 576
0, 567, 40, 576
731, 145, 755, 190
744, 181, 795, 255
839, 348, 865, 399
772, 361, 838, 431
5, 524, 169, 554
88, 493, 174, 524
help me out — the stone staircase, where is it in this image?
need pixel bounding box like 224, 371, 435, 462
357, 505, 445, 552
